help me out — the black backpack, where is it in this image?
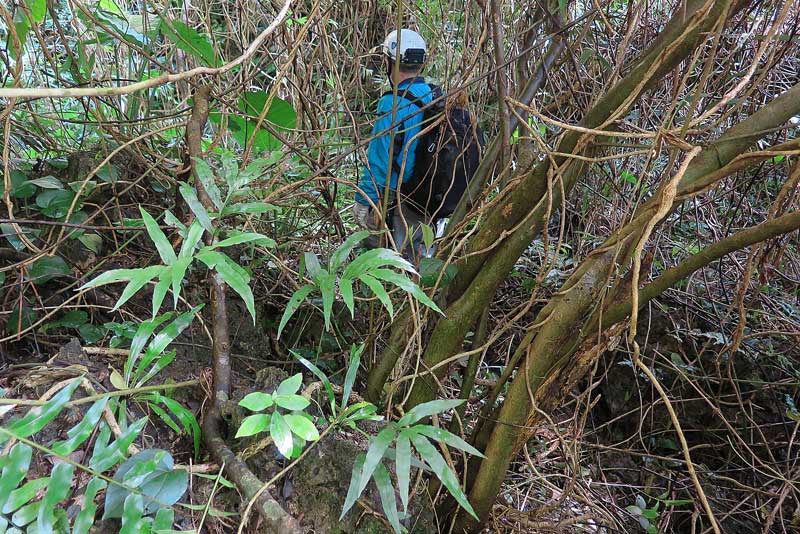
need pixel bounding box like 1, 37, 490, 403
385, 83, 485, 218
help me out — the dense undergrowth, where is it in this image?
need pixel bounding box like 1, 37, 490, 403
1, 0, 799, 532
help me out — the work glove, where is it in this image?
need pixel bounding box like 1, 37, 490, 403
352, 202, 371, 228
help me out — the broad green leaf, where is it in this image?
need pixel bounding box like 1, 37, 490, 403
397, 399, 464, 427
418, 257, 458, 288
178, 183, 213, 233
620, 170, 638, 185
235, 414, 270, 438
284, 414, 319, 441
316, 271, 336, 331
179, 221, 205, 259
359, 274, 394, 318
36, 189, 76, 218
277, 373, 303, 395
78, 233, 103, 253
410, 432, 478, 519
37, 462, 74, 532
160, 20, 217, 66
340, 277, 355, 317
11, 500, 41, 528
341, 453, 366, 519
277, 284, 315, 338
27, 176, 62, 189
215, 255, 256, 323
2, 477, 49, 514
273, 394, 310, 411
115, 266, 167, 310
105, 449, 187, 519
355, 428, 396, 498
342, 248, 415, 280
342, 344, 363, 410
239, 392, 274, 412
421, 224, 434, 251
192, 158, 222, 210
290, 350, 335, 413
368, 268, 443, 314
51, 397, 109, 455
270, 412, 294, 457
413, 425, 485, 458
303, 252, 322, 278
212, 232, 275, 249
238, 91, 297, 131
90, 417, 148, 472
1, 380, 80, 443
163, 209, 187, 232
120, 494, 145, 534
6, 306, 36, 335
372, 463, 402, 534
395, 432, 412, 511
221, 202, 277, 216
27, 255, 70, 284
329, 230, 371, 271
72, 478, 106, 534
140, 207, 177, 265
0, 443, 33, 510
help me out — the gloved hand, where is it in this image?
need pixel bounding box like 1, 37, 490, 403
352, 202, 371, 228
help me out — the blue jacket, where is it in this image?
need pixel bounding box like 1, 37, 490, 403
356, 78, 433, 206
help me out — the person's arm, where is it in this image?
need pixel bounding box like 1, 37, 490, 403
356, 95, 396, 206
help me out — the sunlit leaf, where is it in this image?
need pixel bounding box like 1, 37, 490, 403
235, 414, 270, 438
140, 207, 177, 265
397, 399, 464, 427
284, 413, 319, 441
239, 392, 274, 412
1, 380, 80, 444
277, 284, 315, 338
36, 462, 74, 532
270, 412, 294, 457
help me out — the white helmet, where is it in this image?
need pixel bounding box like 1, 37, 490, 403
382, 29, 426, 65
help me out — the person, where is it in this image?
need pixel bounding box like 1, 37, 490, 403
353, 29, 434, 261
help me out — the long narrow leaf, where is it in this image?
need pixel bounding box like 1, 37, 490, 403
115, 265, 167, 311
414, 425, 486, 458
179, 221, 205, 259
373, 463, 402, 534
290, 350, 335, 413
397, 399, 465, 427
367, 268, 443, 315
212, 232, 275, 249
179, 183, 213, 233
395, 431, 412, 512
193, 158, 223, 210
1, 380, 80, 444
152, 273, 171, 317
140, 207, 177, 265
329, 230, 371, 272
359, 274, 394, 318
2, 477, 49, 514
147, 306, 201, 358
36, 462, 74, 532
278, 284, 315, 338
215, 255, 256, 323
0, 443, 33, 510
340, 277, 355, 317
73, 478, 107, 534
127, 312, 174, 383
341, 344, 363, 410
410, 432, 478, 520
90, 418, 148, 472
170, 257, 192, 309
355, 428, 396, 499
340, 452, 366, 520
315, 271, 336, 331
342, 248, 415, 281
51, 396, 109, 455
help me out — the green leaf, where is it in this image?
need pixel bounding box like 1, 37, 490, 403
221, 202, 278, 216
235, 414, 270, 438
120, 494, 145, 534
418, 257, 458, 288
238, 91, 297, 131
368, 268, 443, 315
304, 252, 322, 278
342, 344, 363, 410
179, 221, 205, 259
27, 176, 63, 189
341, 452, 366, 519
192, 158, 223, 210
147, 306, 201, 358
2, 477, 49, 514
145, 393, 201, 458
284, 414, 319, 441
51, 397, 109, 455
410, 432, 478, 519
270, 412, 294, 457
153, 508, 175, 532
212, 231, 275, 249
395, 432, 411, 511
342, 248, 415, 280
397, 399, 464, 427
78, 233, 103, 253
277, 284, 315, 338
373, 463, 402, 533
37, 462, 74, 532
1, 380, 80, 444
11, 499, 41, 528
178, 183, 213, 233
90, 417, 148, 472
115, 266, 167, 310
354, 428, 395, 500
105, 449, 188, 519
316, 271, 336, 331
273, 394, 310, 411
239, 392, 274, 412
359, 274, 394, 318
140, 207, 177, 265
413, 425, 485, 458
277, 373, 303, 395
27, 255, 70, 284
127, 313, 174, 380
152, 274, 171, 317
6, 306, 37, 335
35, 189, 77, 218
340, 277, 355, 317
290, 351, 335, 413
620, 170, 638, 185
421, 224, 434, 251
329, 230, 371, 271
0, 443, 33, 510
160, 19, 217, 66
73, 478, 106, 534
214, 254, 256, 323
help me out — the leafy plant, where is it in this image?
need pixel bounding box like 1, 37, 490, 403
340, 399, 485, 533
0, 380, 188, 532
278, 231, 443, 337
